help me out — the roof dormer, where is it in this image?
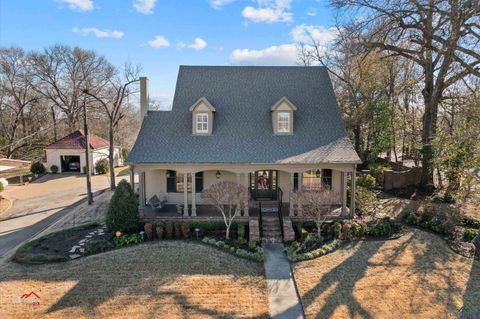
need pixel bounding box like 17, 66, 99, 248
271, 96, 297, 134
189, 97, 216, 135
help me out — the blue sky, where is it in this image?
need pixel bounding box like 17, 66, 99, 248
0, 0, 337, 106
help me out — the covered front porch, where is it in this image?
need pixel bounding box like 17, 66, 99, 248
130, 163, 357, 220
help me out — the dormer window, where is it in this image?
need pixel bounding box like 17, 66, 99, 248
271, 96, 297, 134
277, 112, 290, 133
196, 113, 209, 133
189, 97, 216, 135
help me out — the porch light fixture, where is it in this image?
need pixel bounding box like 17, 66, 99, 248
316, 169, 321, 178
216, 170, 221, 179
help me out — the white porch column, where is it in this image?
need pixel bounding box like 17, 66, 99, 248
350, 168, 356, 217
341, 171, 347, 216
297, 172, 303, 216
129, 165, 135, 191
183, 173, 189, 216
138, 171, 145, 213
289, 172, 295, 216
191, 172, 197, 216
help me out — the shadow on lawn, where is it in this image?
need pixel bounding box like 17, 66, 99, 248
290, 229, 480, 318
0, 241, 269, 318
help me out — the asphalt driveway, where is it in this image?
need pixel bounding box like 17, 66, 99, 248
0, 173, 112, 258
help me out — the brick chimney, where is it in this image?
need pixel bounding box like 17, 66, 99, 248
139, 76, 149, 121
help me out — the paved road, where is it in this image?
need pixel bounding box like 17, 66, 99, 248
0, 173, 111, 258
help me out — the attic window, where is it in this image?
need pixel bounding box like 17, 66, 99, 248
196, 113, 208, 133
277, 112, 290, 133
271, 96, 297, 135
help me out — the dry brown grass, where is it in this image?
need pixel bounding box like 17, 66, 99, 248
293, 229, 480, 319
0, 241, 269, 319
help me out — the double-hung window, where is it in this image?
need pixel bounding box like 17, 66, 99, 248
277, 112, 290, 133
196, 113, 208, 134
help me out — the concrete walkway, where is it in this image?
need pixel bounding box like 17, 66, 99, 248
263, 243, 305, 319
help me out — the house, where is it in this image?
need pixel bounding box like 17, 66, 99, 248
127, 66, 361, 220
45, 130, 122, 174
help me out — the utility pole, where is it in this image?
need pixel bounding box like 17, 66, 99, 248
82, 97, 93, 205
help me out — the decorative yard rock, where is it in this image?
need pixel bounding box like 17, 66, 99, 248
69, 245, 81, 253
69, 254, 81, 259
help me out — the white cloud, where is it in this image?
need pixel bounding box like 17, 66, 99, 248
229, 44, 298, 65
210, 0, 237, 9
58, 0, 94, 12
307, 7, 317, 17
133, 0, 157, 14
290, 24, 337, 44
148, 35, 170, 48
242, 0, 293, 23
177, 38, 208, 50
72, 27, 124, 38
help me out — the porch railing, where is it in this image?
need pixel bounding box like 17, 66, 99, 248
277, 187, 284, 240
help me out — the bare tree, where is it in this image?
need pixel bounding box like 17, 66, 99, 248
83, 62, 141, 190
0, 47, 41, 158
290, 187, 341, 240
30, 45, 107, 133
330, 0, 480, 191
201, 181, 249, 240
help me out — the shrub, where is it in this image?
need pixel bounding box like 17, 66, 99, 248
0, 182, 4, 192
405, 211, 420, 226
462, 216, 480, 229
156, 224, 164, 239
50, 165, 59, 174
332, 222, 342, 238
237, 223, 246, 243
248, 240, 257, 249
113, 233, 143, 247
144, 223, 153, 240
95, 158, 109, 175
30, 161, 45, 175
174, 222, 182, 239
85, 239, 115, 254
463, 228, 478, 242
188, 221, 234, 232
164, 221, 174, 239
355, 186, 378, 215
357, 174, 376, 190
106, 180, 141, 234
366, 217, 400, 237
418, 203, 463, 235
180, 222, 190, 238
430, 193, 457, 204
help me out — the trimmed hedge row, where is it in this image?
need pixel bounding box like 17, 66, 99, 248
286, 239, 343, 262
201, 236, 263, 262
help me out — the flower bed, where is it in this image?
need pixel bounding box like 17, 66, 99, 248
404, 209, 478, 258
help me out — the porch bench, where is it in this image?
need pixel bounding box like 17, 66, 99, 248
147, 195, 167, 210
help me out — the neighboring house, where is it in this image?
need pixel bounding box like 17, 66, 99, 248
45, 130, 122, 174
0, 158, 30, 172
127, 66, 361, 218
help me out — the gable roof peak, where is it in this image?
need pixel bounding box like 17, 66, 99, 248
271, 96, 298, 111
188, 97, 216, 112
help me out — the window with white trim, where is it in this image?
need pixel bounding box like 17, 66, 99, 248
196, 113, 208, 133
277, 112, 290, 133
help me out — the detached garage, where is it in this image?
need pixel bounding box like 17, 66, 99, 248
45, 130, 122, 174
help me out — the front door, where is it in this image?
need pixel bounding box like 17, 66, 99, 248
250, 170, 278, 200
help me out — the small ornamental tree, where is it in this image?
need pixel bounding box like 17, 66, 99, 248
201, 181, 249, 240
30, 161, 45, 175
95, 158, 109, 175
290, 186, 341, 240
106, 179, 141, 233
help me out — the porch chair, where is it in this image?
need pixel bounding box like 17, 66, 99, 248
147, 195, 167, 210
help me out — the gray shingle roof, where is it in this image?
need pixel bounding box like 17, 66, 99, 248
127, 66, 361, 164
